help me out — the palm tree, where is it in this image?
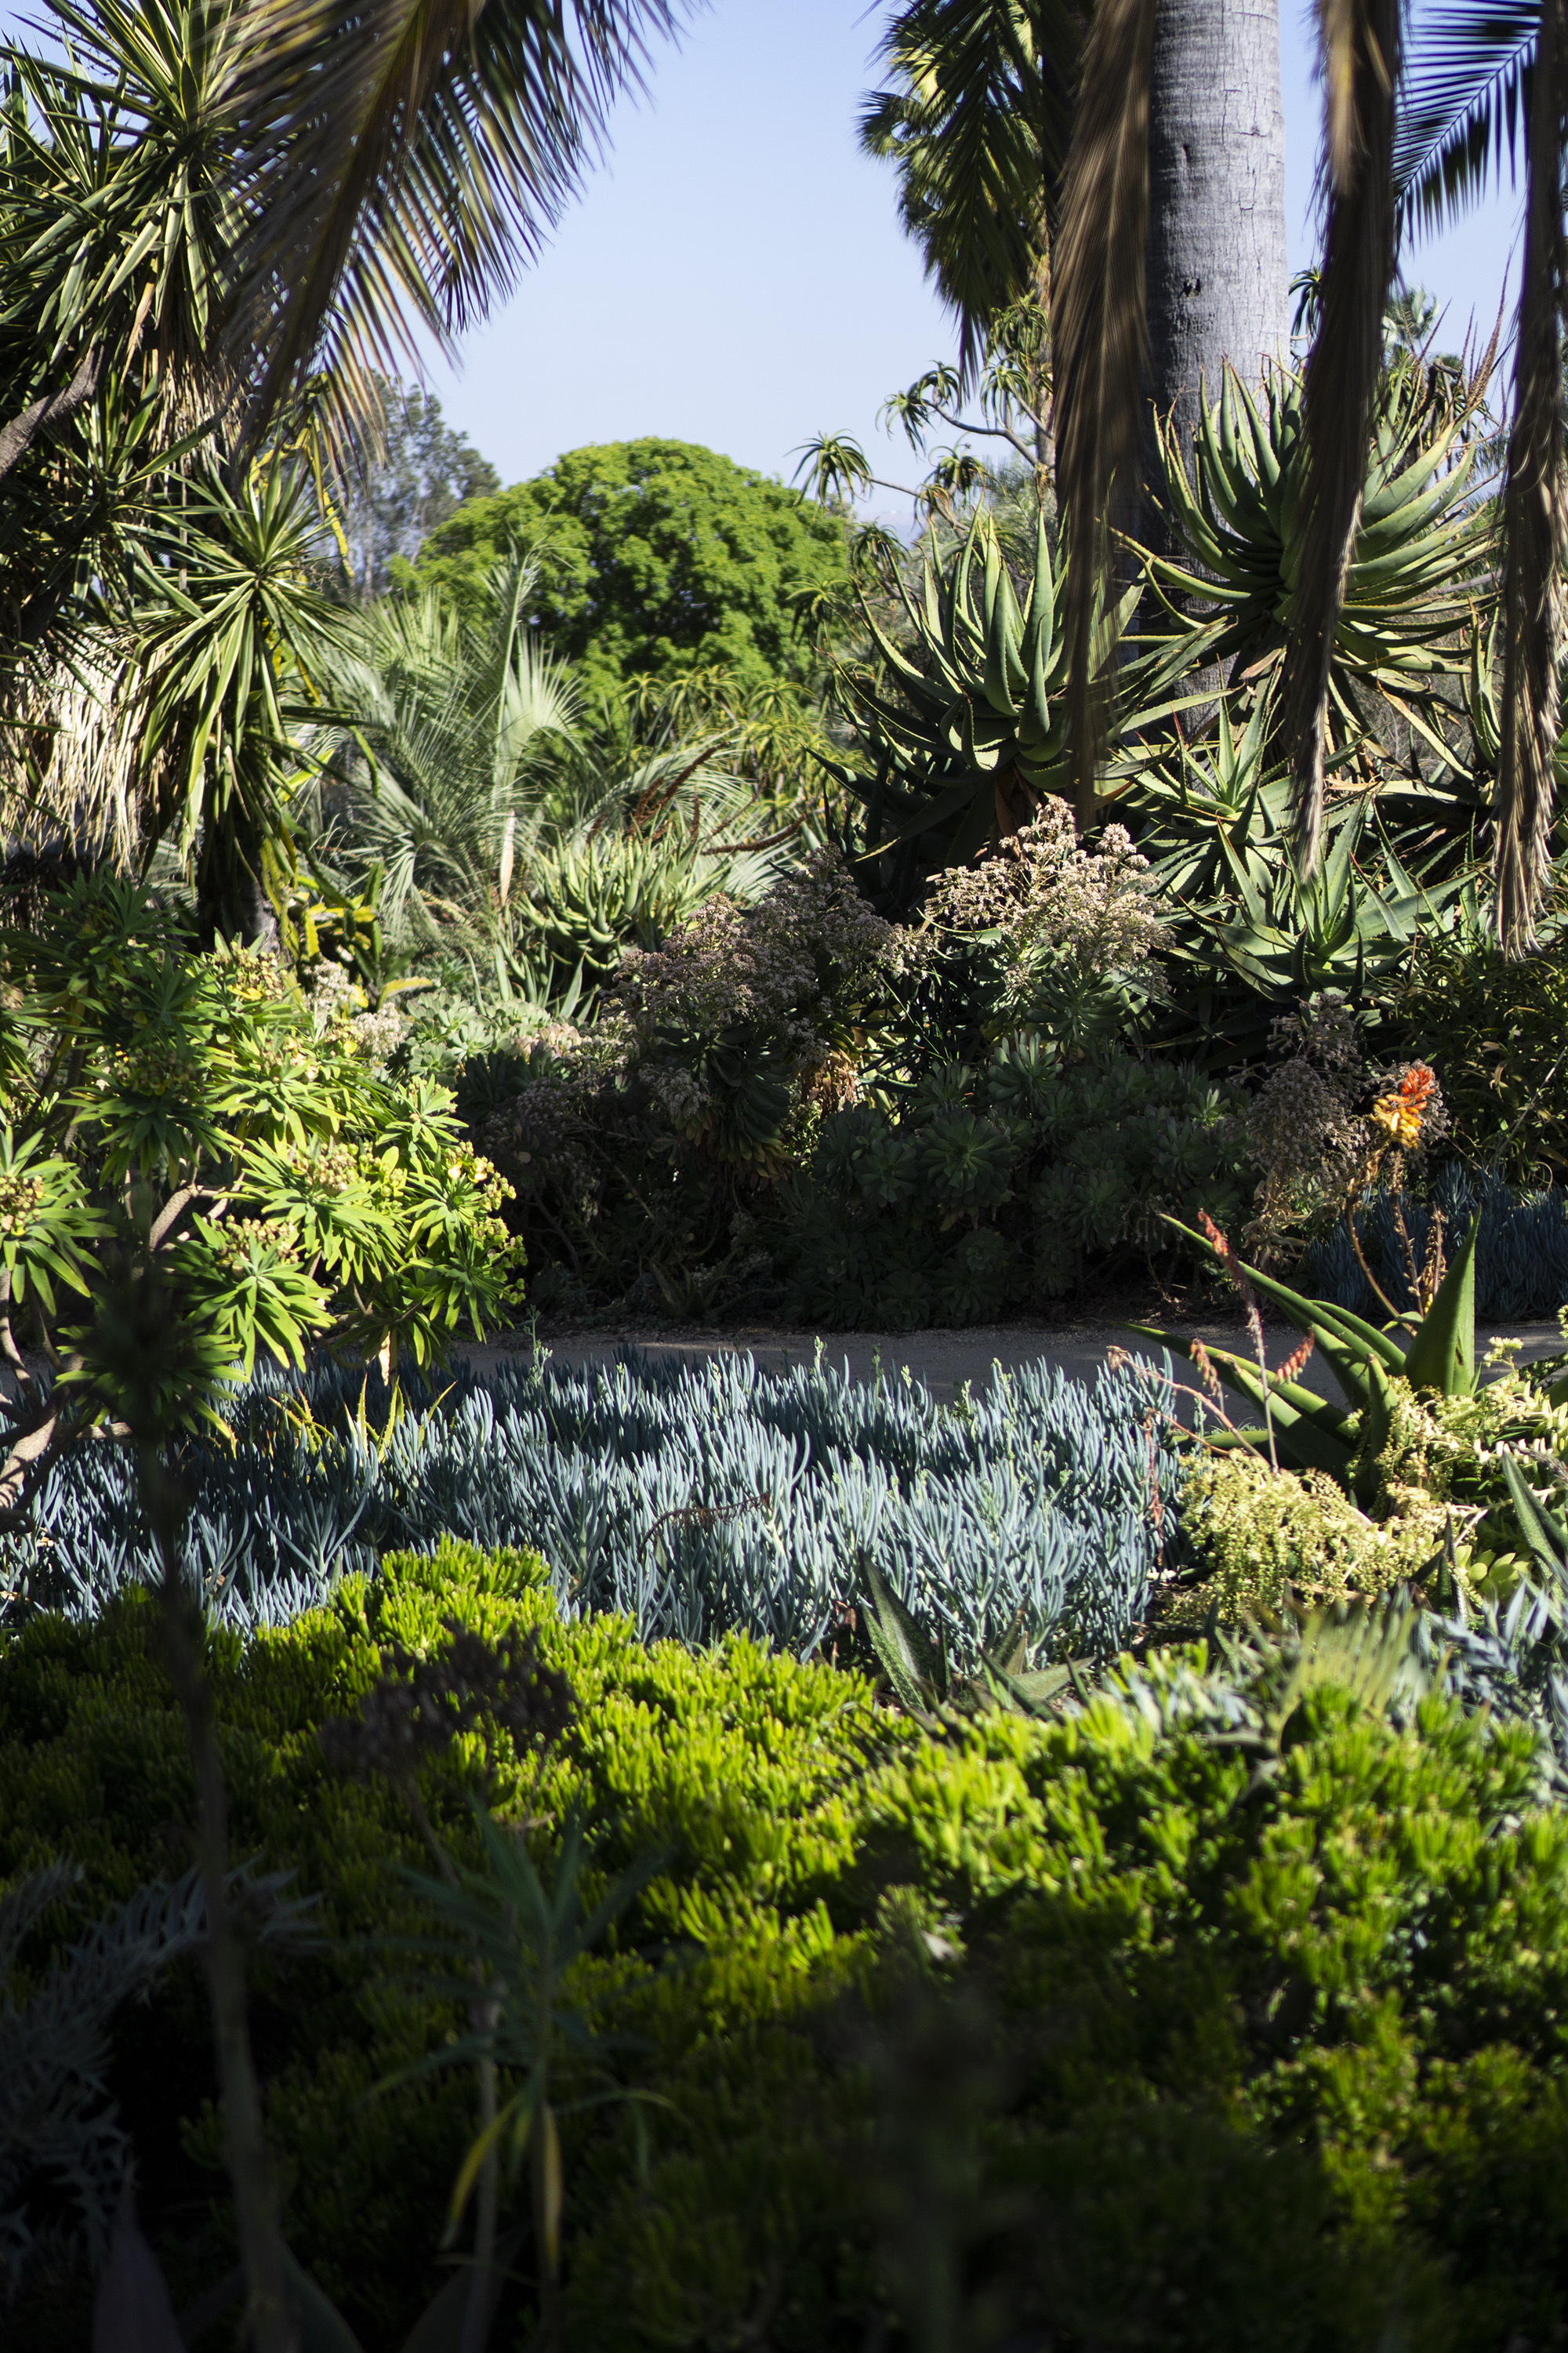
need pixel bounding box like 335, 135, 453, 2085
218, 0, 688, 448
313, 550, 582, 943
309, 553, 788, 1008
1054, 0, 1568, 948
0, 0, 691, 937
861, 0, 1290, 530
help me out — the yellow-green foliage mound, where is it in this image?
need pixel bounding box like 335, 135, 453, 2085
1173, 1444, 1449, 1622
9, 1544, 1568, 2350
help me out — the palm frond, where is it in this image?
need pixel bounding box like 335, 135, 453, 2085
220, 0, 688, 447
1285, 0, 1403, 877
859, 0, 1085, 388
1052, 0, 1159, 827
1392, 2, 1536, 235
314, 560, 583, 942
1496, 0, 1566, 950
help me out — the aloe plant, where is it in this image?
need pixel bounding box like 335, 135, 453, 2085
1143, 365, 1493, 770
1131, 1212, 1480, 1501
830, 505, 1144, 866
1200, 798, 1459, 1000
858, 1552, 1084, 1721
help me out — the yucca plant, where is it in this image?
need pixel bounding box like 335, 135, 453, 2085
129, 453, 343, 942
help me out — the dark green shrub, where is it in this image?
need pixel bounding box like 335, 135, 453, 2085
1383, 923, 1568, 1180
779, 1043, 1247, 1327
12, 1553, 1568, 2347
0, 1540, 902, 2342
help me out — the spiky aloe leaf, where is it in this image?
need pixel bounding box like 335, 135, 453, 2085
1352, 1354, 1399, 1509
1125, 1327, 1356, 1480
978, 1655, 1081, 1719
1400, 1215, 1479, 1396
1149, 1223, 1403, 1383
1501, 1454, 1568, 1584
860, 1551, 944, 1714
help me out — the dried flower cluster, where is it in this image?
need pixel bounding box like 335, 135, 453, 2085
907, 801, 1163, 993
485, 1071, 600, 1211
617, 850, 894, 1063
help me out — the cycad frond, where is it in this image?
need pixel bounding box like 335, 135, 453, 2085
317, 561, 583, 942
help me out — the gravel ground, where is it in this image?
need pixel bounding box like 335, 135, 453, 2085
459, 1316, 1568, 1412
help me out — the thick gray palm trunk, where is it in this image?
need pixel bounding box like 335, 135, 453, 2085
1145, 0, 1290, 506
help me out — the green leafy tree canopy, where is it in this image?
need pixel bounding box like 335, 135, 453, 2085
407, 438, 851, 704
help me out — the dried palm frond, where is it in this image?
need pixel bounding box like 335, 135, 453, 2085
220, 0, 687, 452
1496, 0, 1567, 950
0, 645, 146, 874
1285, 0, 1403, 878
1052, 0, 1159, 830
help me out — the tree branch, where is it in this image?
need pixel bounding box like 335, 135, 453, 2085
922, 402, 1039, 462
0, 344, 103, 486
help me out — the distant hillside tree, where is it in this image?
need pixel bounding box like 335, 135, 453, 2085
408, 438, 851, 703
341, 378, 501, 601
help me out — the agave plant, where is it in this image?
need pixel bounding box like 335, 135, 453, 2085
1141, 365, 1494, 773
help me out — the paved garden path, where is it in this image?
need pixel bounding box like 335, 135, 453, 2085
461, 1317, 1568, 1411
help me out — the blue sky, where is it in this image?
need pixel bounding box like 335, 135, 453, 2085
426, 1, 1522, 517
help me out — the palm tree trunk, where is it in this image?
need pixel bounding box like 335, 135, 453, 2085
195, 810, 281, 953
1144, 0, 1290, 517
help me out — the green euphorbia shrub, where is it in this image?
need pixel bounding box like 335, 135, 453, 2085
10, 1552, 1568, 2345
780, 1043, 1249, 1327
0, 873, 524, 1422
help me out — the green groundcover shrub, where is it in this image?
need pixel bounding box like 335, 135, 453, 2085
12, 1543, 1568, 2348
